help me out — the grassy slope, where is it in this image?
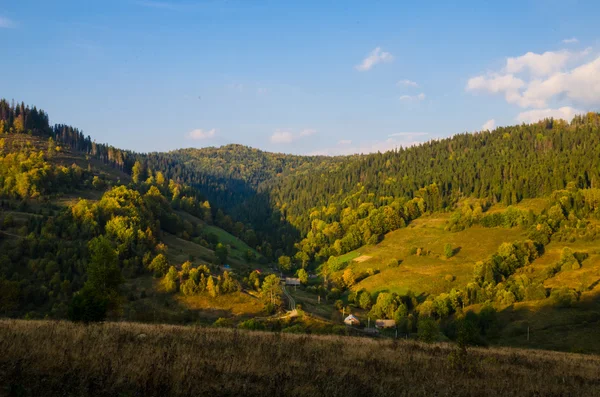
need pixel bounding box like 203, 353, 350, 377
175, 210, 261, 261
1, 319, 599, 397
344, 214, 526, 296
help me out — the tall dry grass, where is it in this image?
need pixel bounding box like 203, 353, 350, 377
1, 319, 599, 396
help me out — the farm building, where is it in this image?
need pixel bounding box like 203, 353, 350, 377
344, 314, 360, 326
375, 319, 396, 329
285, 277, 301, 286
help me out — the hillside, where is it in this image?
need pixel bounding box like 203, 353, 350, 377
3, 99, 600, 356
1, 320, 599, 397
0, 132, 271, 324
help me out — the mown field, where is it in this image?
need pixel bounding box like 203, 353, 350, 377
1, 320, 599, 397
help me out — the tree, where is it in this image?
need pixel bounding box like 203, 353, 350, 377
278, 255, 292, 272
418, 317, 440, 343
69, 236, 122, 322
85, 236, 122, 295
206, 276, 218, 297
215, 243, 228, 265
131, 160, 144, 184
163, 266, 179, 293
244, 249, 256, 262
149, 254, 169, 277
358, 291, 372, 309
343, 267, 356, 287
297, 268, 308, 285
444, 243, 454, 258
261, 274, 283, 308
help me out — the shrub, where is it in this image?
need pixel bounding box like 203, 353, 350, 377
417, 317, 439, 343
551, 287, 579, 308
444, 243, 454, 258
213, 317, 233, 328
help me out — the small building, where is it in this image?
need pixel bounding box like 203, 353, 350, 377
285, 277, 301, 286
344, 314, 360, 326
375, 319, 396, 329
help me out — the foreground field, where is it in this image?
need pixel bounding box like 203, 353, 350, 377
1, 320, 599, 397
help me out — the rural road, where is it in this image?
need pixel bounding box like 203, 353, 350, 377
282, 284, 296, 311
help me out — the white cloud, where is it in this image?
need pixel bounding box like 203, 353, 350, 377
355, 47, 393, 71
519, 56, 600, 107
311, 134, 431, 156
299, 128, 317, 137
505, 50, 575, 77
466, 73, 525, 100
0, 16, 16, 28
270, 128, 317, 144
481, 119, 496, 131
562, 38, 579, 44
397, 79, 418, 87
270, 131, 294, 144
187, 128, 216, 140
466, 48, 600, 110
399, 93, 426, 101
388, 132, 429, 137
516, 107, 582, 123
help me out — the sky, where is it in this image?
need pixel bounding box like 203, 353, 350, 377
1, 0, 600, 155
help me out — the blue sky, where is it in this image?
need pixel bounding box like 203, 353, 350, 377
1, 0, 599, 155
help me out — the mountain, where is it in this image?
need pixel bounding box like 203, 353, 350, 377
2, 99, 600, 355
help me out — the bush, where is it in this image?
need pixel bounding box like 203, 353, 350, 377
213, 317, 233, 328
551, 287, 579, 308
444, 274, 455, 282
386, 258, 401, 268
282, 325, 305, 334
238, 319, 265, 331
444, 243, 454, 258
418, 317, 440, 343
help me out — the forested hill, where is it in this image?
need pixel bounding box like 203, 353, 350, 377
271, 114, 600, 218
2, 98, 600, 260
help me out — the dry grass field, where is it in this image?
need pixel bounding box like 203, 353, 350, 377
1, 319, 599, 397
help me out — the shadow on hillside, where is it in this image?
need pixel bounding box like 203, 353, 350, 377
493, 291, 600, 353
192, 174, 302, 253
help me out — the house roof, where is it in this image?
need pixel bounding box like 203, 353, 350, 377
344, 314, 359, 322
375, 319, 396, 328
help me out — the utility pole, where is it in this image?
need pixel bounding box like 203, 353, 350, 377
527, 326, 530, 342
368, 317, 370, 329
318, 295, 320, 304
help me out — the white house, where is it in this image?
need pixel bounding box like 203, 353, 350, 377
285, 277, 301, 286
344, 314, 360, 326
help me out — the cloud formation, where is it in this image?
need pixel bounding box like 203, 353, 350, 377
516, 106, 582, 123
311, 133, 430, 156
397, 79, 418, 87
399, 93, 426, 101
562, 38, 579, 44
271, 128, 317, 144
466, 47, 600, 112
0, 16, 16, 28
481, 119, 496, 131
355, 47, 393, 71
187, 128, 216, 140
